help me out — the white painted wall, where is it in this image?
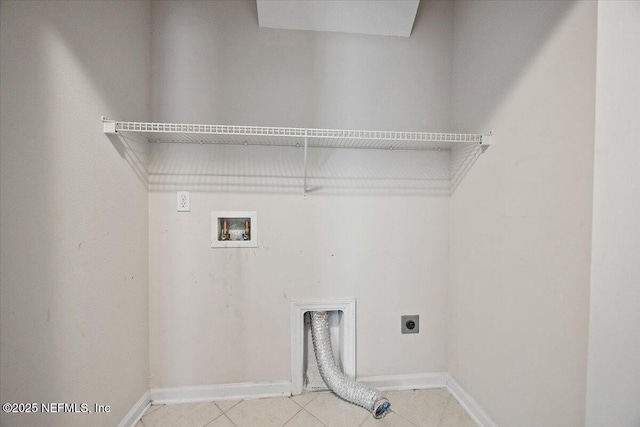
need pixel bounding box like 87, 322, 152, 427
585, 2, 640, 426
151, 0, 452, 131
449, 1, 596, 426
149, 0, 454, 388
0, 1, 150, 426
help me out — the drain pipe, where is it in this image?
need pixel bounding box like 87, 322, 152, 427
310, 311, 391, 419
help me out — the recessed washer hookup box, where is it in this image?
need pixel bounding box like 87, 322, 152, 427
211, 211, 257, 248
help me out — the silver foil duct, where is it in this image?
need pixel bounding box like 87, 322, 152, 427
310, 311, 391, 419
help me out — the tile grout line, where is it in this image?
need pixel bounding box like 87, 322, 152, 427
214, 400, 242, 413
305, 409, 329, 427
289, 391, 320, 409
204, 413, 237, 427
436, 393, 455, 426
358, 405, 376, 427
278, 405, 304, 427
143, 404, 163, 416
387, 409, 421, 427
289, 396, 305, 409
287, 393, 327, 426
196, 401, 232, 427
379, 388, 449, 427
305, 392, 368, 427
225, 413, 239, 427
356, 412, 369, 426
225, 412, 239, 427
143, 404, 165, 416
202, 412, 225, 427
140, 403, 168, 422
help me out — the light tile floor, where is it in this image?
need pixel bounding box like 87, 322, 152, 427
137, 388, 477, 427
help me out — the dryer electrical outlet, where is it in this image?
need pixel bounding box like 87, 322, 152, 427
401, 315, 419, 334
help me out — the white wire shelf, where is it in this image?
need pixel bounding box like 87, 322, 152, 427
102, 118, 491, 197
103, 119, 484, 151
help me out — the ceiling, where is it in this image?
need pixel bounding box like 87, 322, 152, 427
256, 0, 420, 38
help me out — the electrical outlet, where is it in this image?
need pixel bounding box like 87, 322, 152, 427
177, 191, 190, 212
401, 315, 419, 334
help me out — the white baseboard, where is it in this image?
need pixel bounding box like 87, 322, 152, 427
358, 372, 448, 391
150, 381, 291, 404
446, 374, 498, 427
117, 390, 150, 427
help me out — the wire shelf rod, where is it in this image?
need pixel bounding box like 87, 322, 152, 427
108, 120, 483, 146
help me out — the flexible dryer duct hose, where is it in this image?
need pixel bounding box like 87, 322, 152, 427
310, 311, 391, 419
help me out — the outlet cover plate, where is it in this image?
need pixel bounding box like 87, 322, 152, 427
401, 315, 419, 334
177, 191, 190, 212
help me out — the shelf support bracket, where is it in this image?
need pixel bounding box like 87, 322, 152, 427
102, 117, 117, 134
303, 130, 308, 199
480, 131, 493, 153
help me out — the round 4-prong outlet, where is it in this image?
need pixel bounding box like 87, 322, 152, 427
401, 315, 419, 334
